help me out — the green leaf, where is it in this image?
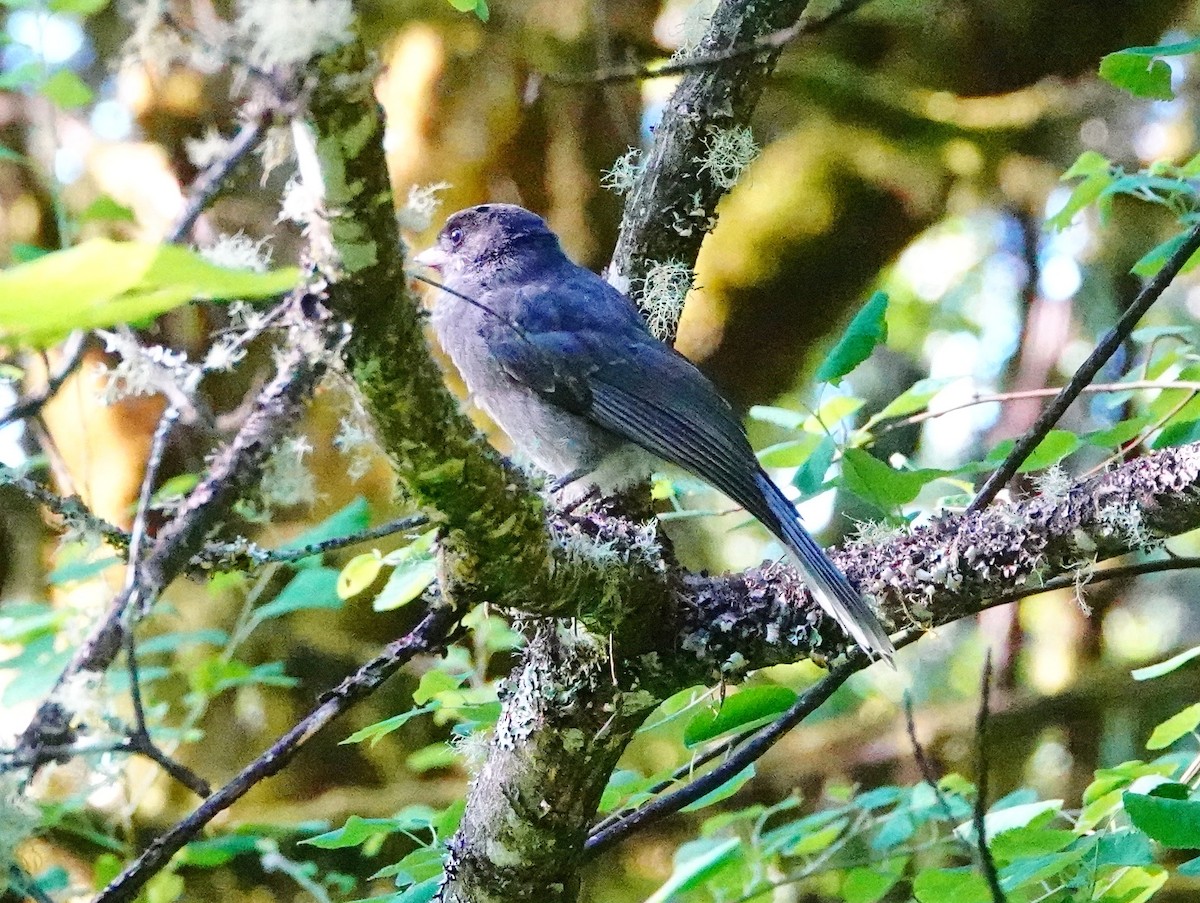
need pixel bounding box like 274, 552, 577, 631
683, 685, 797, 747
981, 430, 1082, 473
1132, 227, 1200, 279
412, 669, 468, 705
748, 404, 806, 430
816, 291, 888, 384
1132, 645, 1200, 681
1123, 789, 1200, 847
278, 497, 371, 566
40, 69, 93, 109
302, 815, 405, 850
1147, 702, 1200, 750
792, 433, 837, 498
1094, 866, 1167, 903
253, 567, 341, 621
868, 377, 954, 423
407, 742, 456, 773
681, 765, 755, 812
1047, 166, 1117, 231
757, 434, 822, 468
11, 243, 47, 263
80, 195, 136, 223
49, 0, 110, 12
338, 552, 383, 599
989, 826, 1076, 861
841, 864, 903, 903
1094, 829, 1153, 867
374, 529, 438, 611
177, 834, 260, 867
954, 799, 1063, 843
341, 704, 436, 746
912, 868, 992, 903
137, 629, 227, 655
789, 817, 847, 855
645, 837, 741, 903
1099, 42, 1200, 100
840, 448, 948, 510
0, 240, 301, 348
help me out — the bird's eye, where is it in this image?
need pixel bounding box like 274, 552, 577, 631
447, 227, 464, 246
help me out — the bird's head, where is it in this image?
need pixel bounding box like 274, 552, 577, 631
413, 204, 561, 284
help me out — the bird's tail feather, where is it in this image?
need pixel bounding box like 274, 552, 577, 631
753, 471, 896, 666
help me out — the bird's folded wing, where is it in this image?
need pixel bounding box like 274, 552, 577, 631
492, 329, 776, 527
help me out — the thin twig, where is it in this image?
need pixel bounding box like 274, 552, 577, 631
973, 651, 1005, 903
584, 648, 878, 856
0, 330, 86, 430
94, 601, 456, 903
544, 0, 873, 86
122, 625, 211, 797
871, 380, 1200, 438
125, 407, 179, 604
902, 691, 958, 823
166, 116, 266, 244
968, 222, 1200, 513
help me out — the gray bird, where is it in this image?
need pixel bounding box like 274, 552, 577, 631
414, 204, 895, 664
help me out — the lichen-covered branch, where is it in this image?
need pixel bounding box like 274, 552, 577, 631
607, 0, 809, 338
440, 628, 660, 903
15, 296, 339, 769
445, 443, 1200, 901
669, 443, 1200, 681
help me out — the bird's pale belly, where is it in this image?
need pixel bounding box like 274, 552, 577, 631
476, 381, 656, 493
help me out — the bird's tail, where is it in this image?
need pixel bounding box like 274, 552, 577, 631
753, 471, 896, 666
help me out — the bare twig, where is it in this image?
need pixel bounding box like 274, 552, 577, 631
902, 692, 958, 821
872, 380, 1200, 438
545, 0, 873, 86
167, 115, 266, 244
584, 649, 873, 856
15, 296, 335, 773
969, 223, 1200, 513
122, 625, 211, 797
94, 601, 456, 903
0, 330, 86, 431
973, 652, 1005, 903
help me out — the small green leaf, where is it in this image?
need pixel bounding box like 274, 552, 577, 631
792, 433, 837, 497
1147, 702, 1200, 750
683, 685, 797, 747
816, 291, 888, 384
0, 240, 301, 348
1047, 168, 1117, 231
868, 377, 954, 424
49, 0, 111, 12
407, 742, 456, 773
681, 765, 755, 812
981, 430, 1082, 473
412, 669, 468, 705
253, 567, 341, 621
341, 704, 436, 746
1095, 866, 1167, 903
80, 195, 136, 223
1132, 645, 1200, 681
374, 529, 438, 611
912, 868, 992, 903
40, 69, 93, 109
1100, 46, 1187, 100
646, 837, 741, 903
757, 434, 822, 468
1123, 789, 1200, 848
842, 865, 902, 903
301, 815, 404, 849
338, 552, 383, 599
1132, 230, 1200, 278
177, 835, 260, 868
278, 497, 371, 566
840, 448, 948, 510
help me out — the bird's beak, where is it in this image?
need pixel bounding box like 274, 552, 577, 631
412, 246, 449, 272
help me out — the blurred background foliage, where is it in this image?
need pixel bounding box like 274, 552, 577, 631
3, 0, 1200, 900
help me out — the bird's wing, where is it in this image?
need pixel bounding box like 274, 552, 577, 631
491, 328, 770, 521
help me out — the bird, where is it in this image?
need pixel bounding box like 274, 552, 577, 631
413, 203, 894, 664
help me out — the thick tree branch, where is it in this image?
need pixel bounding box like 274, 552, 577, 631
607, 0, 809, 339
